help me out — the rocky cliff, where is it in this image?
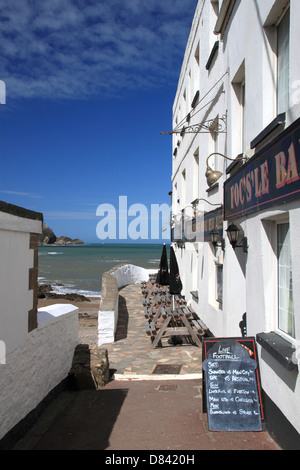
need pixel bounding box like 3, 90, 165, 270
54, 236, 84, 245
38, 224, 84, 245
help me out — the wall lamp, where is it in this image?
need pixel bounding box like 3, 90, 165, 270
226, 223, 248, 253
205, 153, 247, 187
210, 230, 225, 251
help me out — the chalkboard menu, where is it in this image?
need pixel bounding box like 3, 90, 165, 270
202, 337, 264, 432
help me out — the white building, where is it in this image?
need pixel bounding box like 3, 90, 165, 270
0, 201, 79, 447
170, 0, 300, 449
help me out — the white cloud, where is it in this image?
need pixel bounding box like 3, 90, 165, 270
0, 0, 197, 100
0, 190, 43, 198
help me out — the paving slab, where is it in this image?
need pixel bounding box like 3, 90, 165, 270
13, 379, 280, 451
12, 284, 281, 451
100, 284, 203, 377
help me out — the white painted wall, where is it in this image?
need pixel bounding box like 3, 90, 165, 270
0, 230, 33, 353
110, 264, 157, 289
98, 264, 157, 346
172, 0, 300, 436
0, 214, 40, 354
0, 206, 79, 441
0, 304, 78, 440
172, 0, 228, 329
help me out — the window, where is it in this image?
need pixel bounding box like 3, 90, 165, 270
277, 8, 290, 114
181, 169, 186, 209
194, 42, 200, 84
231, 61, 246, 155
277, 222, 295, 338
216, 263, 223, 304
194, 42, 200, 66
241, 79, 246, 153
192, 247, 199, 291
193, 149, 199, 201
173, 182, 178, 210
210, 116, 222, 172
214, 0, 236, 37
183, 88, 187, 118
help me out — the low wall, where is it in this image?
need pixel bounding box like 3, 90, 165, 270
0, 304, 78, 441
110, 264, 157, 289
98, 272, 119, 346
98, 264, 156, 346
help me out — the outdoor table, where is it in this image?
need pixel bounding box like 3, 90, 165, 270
149, 306, 203, 348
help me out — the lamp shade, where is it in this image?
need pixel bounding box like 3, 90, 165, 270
210, 229, 220, 245
205, 168, 223, 187
226, 223, 240, 247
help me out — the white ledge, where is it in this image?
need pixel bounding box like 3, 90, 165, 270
38, 303, 78, 328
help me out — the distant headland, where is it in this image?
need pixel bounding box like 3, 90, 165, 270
38, 223, 84, 246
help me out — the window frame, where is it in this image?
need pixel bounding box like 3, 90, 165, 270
215, 262, 223, 305
276, 6, 290, 115
276, 220, 295, 339
261, 212, 296, 346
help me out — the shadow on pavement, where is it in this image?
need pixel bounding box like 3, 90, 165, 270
14, 388, 128, 450
115, 294, 129, 341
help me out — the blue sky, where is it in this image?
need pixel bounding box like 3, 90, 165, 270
0, 0, 197, 243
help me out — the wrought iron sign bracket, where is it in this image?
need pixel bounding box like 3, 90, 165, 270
161, 113, 227, 136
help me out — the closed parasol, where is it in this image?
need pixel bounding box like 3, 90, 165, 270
169, 245, 182, 296
156, 243, 169, 286
169, 245, 183, 346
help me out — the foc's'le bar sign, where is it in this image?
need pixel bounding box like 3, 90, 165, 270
224, 119, 300, 220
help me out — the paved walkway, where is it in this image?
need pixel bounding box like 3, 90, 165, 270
12, 284, 281, 451
100, 284, 203, 378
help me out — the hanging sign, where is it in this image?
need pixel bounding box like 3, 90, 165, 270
202, 337, 265, 432
224, 119, 300, 220
172, 207, 223, 243
202, 207, 223, 242
190, 207, 223, 242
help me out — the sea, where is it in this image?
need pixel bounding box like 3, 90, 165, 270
38, 243, 169, 298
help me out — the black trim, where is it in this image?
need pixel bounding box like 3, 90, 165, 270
226, 154, 244, 175
263, 391, 300, 450
206, 182, 219, 193
0, 200, 43, 222
256, 331, 298, 372
191, 90, 199, 109
190, 290, 199, 302
206, 41, 219, 70
250, 113, 286, 149
224, 116, 300, 221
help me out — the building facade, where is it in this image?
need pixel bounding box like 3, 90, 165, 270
170, 0, 300, 448
0, 201, 79, 446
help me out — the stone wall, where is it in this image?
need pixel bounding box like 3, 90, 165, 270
69, 344, 110, 389
98, 264, 156, 346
